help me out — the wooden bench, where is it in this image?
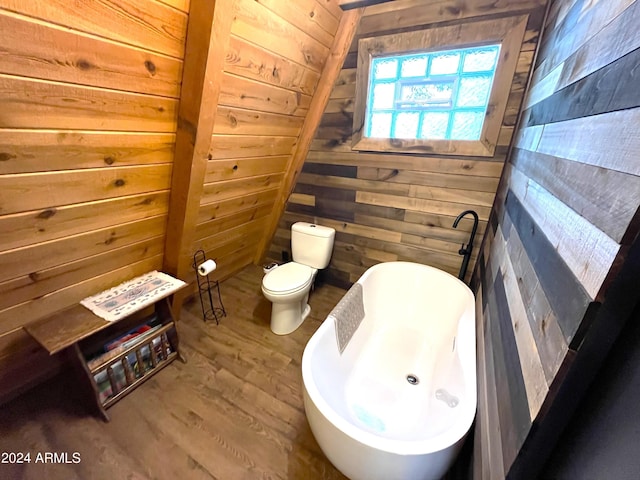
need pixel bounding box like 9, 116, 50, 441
25, 288, 185, 422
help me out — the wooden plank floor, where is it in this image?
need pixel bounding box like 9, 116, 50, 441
0, 265, 348, 480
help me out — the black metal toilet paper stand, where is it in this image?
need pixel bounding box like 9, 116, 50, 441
192, 249, 226, 324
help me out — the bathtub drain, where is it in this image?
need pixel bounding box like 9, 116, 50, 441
406, 374, 419, 385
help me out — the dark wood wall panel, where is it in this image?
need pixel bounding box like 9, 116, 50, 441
525, 46, 640, 126
473, 0, 640, 477
503, 190, 591, 341
489, 272, 530, 471
269, 1, 547, 288
501, 209, 568, 382
509, 148, 640, 243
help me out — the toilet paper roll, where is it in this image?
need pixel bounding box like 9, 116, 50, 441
197, 259, 217, 276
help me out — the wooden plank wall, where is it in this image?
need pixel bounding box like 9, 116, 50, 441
472, 0, 640, 477
188, 0, 349, 284
0, 0, 189, 403
268, 0, 547, 288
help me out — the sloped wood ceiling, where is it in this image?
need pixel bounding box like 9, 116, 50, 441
165, 0, 362, 294
269, 0, 547, 287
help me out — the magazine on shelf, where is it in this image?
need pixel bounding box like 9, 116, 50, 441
85, 315, 164, 370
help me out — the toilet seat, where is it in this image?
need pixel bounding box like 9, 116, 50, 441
262, 262, 314, 295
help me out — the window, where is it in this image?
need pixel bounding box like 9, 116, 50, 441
366, 45, 500, 141
352, 16, 528, 157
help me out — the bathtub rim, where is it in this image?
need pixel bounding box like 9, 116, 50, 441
302, 261, 477, 457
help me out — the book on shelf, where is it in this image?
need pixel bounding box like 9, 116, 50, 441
85, 315, 165, 371
91, 332, 173, 403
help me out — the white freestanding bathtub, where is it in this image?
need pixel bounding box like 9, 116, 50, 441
302, 261, 476, 480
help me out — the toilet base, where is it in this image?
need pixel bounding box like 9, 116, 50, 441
270, 299, 311, 335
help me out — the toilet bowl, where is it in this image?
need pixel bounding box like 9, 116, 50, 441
262, 222, 335, 335
262, 262, 316, 335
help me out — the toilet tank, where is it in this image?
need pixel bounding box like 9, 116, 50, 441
291, 222, 335, 269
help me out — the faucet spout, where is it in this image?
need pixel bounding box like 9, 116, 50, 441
452, 210, 479, 282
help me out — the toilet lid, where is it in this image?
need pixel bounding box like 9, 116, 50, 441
263, 262, 313, 293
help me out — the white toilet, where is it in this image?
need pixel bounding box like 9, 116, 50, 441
262, 222, 335, 335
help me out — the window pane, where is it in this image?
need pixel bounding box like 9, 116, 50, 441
401, 56, 428, 77
364, 44, 501, 141
400, 82, 453, 106
463, 47, 499, 72
393, 112, 420, 138
372, 83, 395, 109
451, 111, 484, 140
430, 53, 460, 75
369, 112, 392, 137
373, 59, 398, 79
456, 76, 493, 107
421, 112, 450, 139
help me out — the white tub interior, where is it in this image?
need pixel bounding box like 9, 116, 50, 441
304, 261, 476, 454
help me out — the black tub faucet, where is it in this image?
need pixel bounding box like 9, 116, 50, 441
453, 210, 479, 282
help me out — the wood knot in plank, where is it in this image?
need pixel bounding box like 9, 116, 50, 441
309, 10, 315, 17
144, 60, 157, 75
104, 156, 115, 165
137, 197, 154, 206
114, 179, 126, 187
378, 169, 399, 181
37, 209, 57, 219
76, 59, 94, 71
369, 42, 386, 55
226, 51, 240, 65
302, 51, 313, 65
0, 152, 16, 162
445, 5, 461, 15
104, 232, 117, 245
29, 272, 40, 282
340, 109, 353, 121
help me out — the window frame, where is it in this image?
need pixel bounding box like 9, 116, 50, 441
352, 15, 528, 157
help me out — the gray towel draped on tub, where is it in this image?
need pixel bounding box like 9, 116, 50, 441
329, 282, 365, 354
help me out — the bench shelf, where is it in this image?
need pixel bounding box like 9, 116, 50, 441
26, 283, 185, 422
